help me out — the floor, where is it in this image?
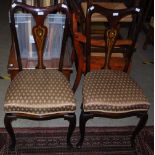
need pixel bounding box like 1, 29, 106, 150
0, 0, 154, 128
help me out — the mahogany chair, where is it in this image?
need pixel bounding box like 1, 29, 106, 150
4, 2, 77, 150
76, 3, 150, 148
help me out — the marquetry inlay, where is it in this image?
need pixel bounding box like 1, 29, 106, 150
104, 29, 117, 69
33, 25, 47, 69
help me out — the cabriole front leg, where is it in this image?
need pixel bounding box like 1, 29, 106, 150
4, 114, 16, 151
76, 111, 93, 148
65, 113, 76, 148
131, 112, 148, 147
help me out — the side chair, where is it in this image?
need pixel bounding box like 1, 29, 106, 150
76, 3, 150, 148
4, 2, 77, 150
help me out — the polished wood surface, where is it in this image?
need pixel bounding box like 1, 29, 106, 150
81, 2, 133, 22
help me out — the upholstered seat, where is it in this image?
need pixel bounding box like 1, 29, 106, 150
83, 70, 150, 113
4, 70, 76, 115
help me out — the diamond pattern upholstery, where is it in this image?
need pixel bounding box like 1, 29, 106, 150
83, 70, 150, 113
4, 70, 76, 115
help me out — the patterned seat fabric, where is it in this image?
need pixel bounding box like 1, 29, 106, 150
4, 70, 76, 115
83, 70, 150, 113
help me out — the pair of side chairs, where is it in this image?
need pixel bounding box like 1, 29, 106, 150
4, 1, 150, 151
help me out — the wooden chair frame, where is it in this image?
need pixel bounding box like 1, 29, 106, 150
4, 2, 76, 150
76, 3, 148, 148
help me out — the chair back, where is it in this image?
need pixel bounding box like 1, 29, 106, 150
10, 2, 71, 71
85, 4, 141, 72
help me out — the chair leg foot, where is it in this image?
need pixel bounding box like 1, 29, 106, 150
65, 113, 76, 148
76, 111, 93, 148
4, 114, 16, 151
131, 112, 148, 147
